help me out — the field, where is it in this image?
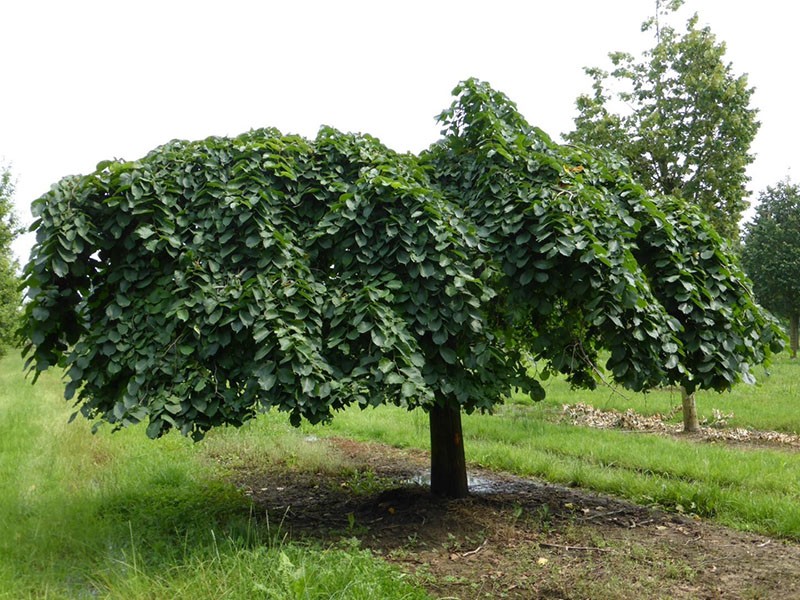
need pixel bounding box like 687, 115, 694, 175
2, 351, 800, 598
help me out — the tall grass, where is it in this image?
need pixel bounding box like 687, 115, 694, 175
0, 353, 429, 599
88, 539, 426, 600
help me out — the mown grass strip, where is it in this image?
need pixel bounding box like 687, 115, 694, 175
468, 412, 799, 495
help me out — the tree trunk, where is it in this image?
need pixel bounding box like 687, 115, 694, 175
680, 387, 700, 433
429, 399, 469, 499
790, 314, 798, 360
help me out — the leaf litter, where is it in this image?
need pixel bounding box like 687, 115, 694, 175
561, 402, 800, 449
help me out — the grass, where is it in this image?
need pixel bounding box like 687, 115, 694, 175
0, 353, 430, 599
3, 347, 799, 595
295, 352, 800, 539
313, 407, 800, 537
87, 539, 426, 600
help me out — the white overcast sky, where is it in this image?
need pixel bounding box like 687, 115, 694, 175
2, 1, 797, 263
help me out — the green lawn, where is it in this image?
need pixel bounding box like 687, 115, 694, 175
2, 349, 798, 596
0, 353, 429, 599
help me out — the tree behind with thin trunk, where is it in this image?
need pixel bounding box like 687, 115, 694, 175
567, 2, 762, 430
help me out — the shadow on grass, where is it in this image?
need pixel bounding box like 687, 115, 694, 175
95, 469, 261, 562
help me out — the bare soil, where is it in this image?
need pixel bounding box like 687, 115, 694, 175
223, 437, 800, 599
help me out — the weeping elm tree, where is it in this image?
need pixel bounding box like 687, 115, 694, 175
21, 79, 782, 498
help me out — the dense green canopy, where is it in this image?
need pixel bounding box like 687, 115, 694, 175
21, 79, 782, 441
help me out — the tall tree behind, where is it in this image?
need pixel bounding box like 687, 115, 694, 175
741, 180, 800, 359
0, 165, 22, 356
566, 0, 759, 241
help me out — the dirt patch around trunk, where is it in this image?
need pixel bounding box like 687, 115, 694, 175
222, 437, 800, 599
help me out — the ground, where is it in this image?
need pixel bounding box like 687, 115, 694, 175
214, 433, 800, 600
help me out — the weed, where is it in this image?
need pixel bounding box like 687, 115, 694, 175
340, 468, 394, 496
662, 558, 696, 582
343, 512, 368, 535
534, 504, 554, 532
510, 502, 526, 527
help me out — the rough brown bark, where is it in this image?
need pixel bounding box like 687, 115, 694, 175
681, 387, 700, 433
429, 399, 469, 498
790, 314, 798, 359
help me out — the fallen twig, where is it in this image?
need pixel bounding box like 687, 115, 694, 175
462, 539, 488, 557
578, 508, 630, 521
630, 518, 655, 528
539, 542, 610, 552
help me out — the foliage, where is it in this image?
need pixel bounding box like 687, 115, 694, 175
741, 180, 800, 319
425, 80, 781, 392
20, 79, 781, 444
566, 4, 759, 240
0, 165, 22, 356
741, 180, 800, 356
21, 125, 526, 438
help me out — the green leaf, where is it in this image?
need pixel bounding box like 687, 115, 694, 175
253, 326, 270, 344
401, 381, 417, 398
136, 225, 155, 240
32, 306, 50, 321
52, 257, 68, 278
385, 372, 404, 385
371, 330, 387, 348
439, 347, 457, 364
519, 270, 535, 286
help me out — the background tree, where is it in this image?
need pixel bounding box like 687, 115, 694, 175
566, 0, 759, 242
741, 180, 800, 358
20, 80, 782, 498
0, 165, 22, 357
565, 1, 761, 431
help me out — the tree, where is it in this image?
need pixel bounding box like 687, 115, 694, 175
0, 165, 22, 357
20, 79, 782, 498
741, 180, 800, 358
566, 1, 759, 242
566, 2, 761, 431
